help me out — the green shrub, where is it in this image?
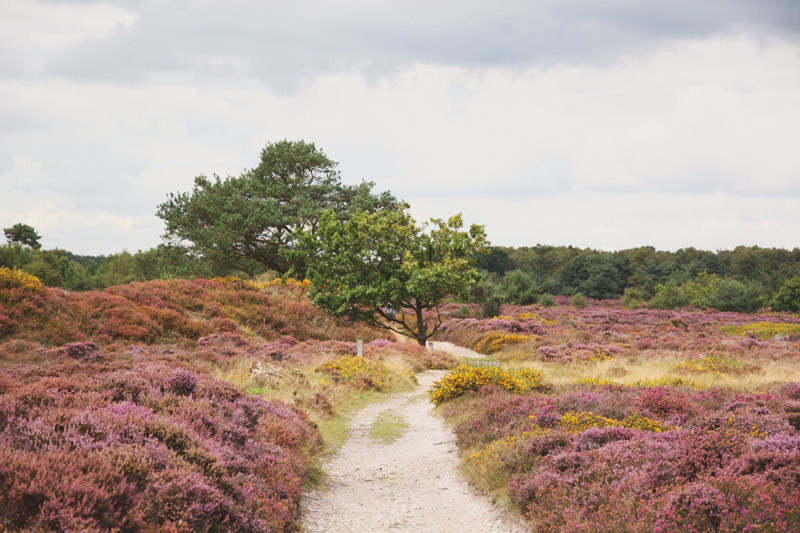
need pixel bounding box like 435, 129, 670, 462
571, 293, 587, 309
538, 293, 555, 307
622, 287, 648, 309
702, 277, 763, 313
481, 296, 503, 318
648, 281, 690, 310
773, 274, 800, 313
498, 269, 539, 305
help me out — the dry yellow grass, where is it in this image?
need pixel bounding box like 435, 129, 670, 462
497, 352, 800, 390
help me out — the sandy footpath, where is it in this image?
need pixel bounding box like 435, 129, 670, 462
300, 343, 528, 532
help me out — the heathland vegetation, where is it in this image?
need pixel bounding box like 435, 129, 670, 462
429, 298, 800, 531
0, 272, 454, 531
2, 140, 800, 531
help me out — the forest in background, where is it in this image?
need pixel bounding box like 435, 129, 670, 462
3, 241, 799, 314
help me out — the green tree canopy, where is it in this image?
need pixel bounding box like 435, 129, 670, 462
157, 140, 397, 275
4, 223, 41, 249
291, 206, 488, 345
773, 273, 800, 313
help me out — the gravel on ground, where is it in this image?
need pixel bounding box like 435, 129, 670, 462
300, 343, 529, 532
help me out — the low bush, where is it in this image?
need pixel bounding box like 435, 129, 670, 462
474, 332, 530, 355
0, 361, 321, 532
429, 364, 544, 405
570, 293, 587, 309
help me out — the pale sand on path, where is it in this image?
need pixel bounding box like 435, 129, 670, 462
300, 343, 529, 532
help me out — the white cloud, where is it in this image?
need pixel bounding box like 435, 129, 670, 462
409, 192, 800, 252
1, 7, 798, 255
0, 0, 137, 78
0, 200, 159, 255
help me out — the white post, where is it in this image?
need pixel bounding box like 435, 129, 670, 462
427, 341, 434, 352
357, 339, 363, 357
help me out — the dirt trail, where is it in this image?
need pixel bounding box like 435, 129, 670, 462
300, 343, 528, 532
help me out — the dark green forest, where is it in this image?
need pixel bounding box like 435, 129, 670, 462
474, 244, 800, 313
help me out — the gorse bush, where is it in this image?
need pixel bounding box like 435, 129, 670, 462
557, 411, 674, 433
0, 266, 43, 291
721, 321, 800, 340
314, 355, 388, 390
429, 364, 544, 405
474, 332, 530, 354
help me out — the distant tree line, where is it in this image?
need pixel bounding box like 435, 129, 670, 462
0, 241, 210, 291
473, 245, 800, 313
4, 138, 799, 316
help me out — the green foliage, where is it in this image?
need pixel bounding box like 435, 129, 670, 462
0, 242, 216, 291
498, 269, 539, 305
3, 223, 41, 249
560, 253, 630, 299
571, 293, 587, 309
622, 286, 649, 308
157, 140, 396, 275
772, 273, 800, 312
469, 272, 503, 317
649, 273, 763, 313
474, 246, 512, 276
484, 244, 800, 306
538, 293, 555, 307
649, 281, 690, 310
481, 296, 503, 318
292, 206, 488, 345
701, 277, 763, 313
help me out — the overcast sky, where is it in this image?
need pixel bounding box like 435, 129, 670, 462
1, 0, 799, 255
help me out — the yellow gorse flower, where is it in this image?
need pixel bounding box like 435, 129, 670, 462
428, 364, 544, 405
675, 355, 742, 374
557, 411, 675, 433
721, 322, 800, 339
0, 267, 44, 291
315, 355, 387, 389
475, 332, 531, 354
211, 276, 312, 290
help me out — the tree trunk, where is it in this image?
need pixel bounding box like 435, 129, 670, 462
415, 304, 427, 346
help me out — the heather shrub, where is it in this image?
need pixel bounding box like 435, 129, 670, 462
636, 386, 696, 424
62, 341, 102, 360
168, 368, 198, 396
657, 482, 731, 532
0, 361, 321, 532
0, 278, 375, 346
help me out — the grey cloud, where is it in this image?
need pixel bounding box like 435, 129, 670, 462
46, 0, 800, 87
